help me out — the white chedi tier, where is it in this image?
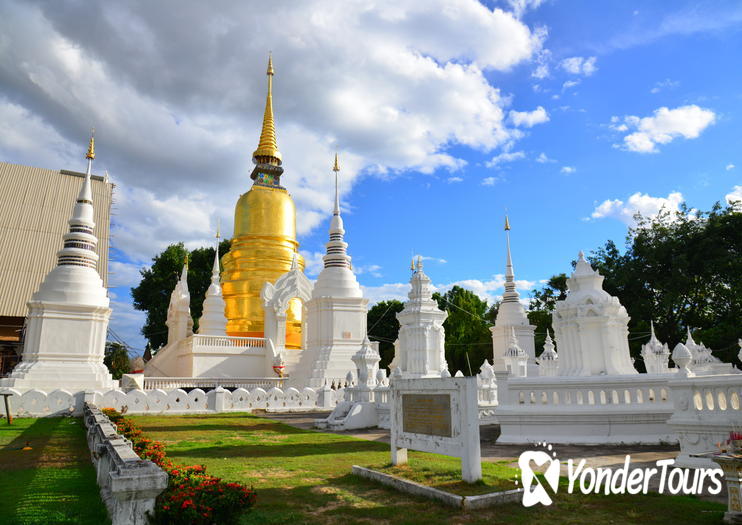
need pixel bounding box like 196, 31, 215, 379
391, 257, 448, 378
198, 242, 227, 336
1, 136, 116, 391
166, 261, 193, 344
293, 155, 369, 387
490, 218, 536, 373
553, 251, 637, 376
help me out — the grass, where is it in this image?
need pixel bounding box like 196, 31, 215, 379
128, 412, 726, 525
0, 417, 110, 525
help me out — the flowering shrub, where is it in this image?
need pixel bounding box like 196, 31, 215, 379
102, 408, 256, 524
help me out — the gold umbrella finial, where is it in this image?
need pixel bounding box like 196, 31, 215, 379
252, 53, 282, 165
504, 215, 511, 231
86, 128, 95, 160
333, 152, 340, 173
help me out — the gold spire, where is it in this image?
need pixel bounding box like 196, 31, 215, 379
504, 215, 511, 231
333, 152, 340, 172
410, 258, 415, 271
252, 53, 282, 165
85, 128, 95, 160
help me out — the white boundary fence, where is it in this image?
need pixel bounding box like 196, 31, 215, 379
0, 385, 347, 417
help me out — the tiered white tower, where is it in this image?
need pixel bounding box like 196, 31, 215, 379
165, 259, 193, 345
538, 330, 559, 376
0, 133, 116, 391
641, 322, 670, 374
490, 217, 536, 373
552, 251, 637, 376
392, 257, 448, 378
198, 232, 227, 336
294, 155, 369, 387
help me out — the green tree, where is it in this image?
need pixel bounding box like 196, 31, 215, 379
104, 342, 131, 380
366, 300, 405, 371
432, 286, 493, 376
588, 203, 742, 366
131, 240, 231, 349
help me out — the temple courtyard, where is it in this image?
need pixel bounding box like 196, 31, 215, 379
0, 413, 726, 525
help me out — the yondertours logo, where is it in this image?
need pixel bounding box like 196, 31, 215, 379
517, 442, 723, 507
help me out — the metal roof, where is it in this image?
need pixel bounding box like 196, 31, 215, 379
0, 162, 113, 317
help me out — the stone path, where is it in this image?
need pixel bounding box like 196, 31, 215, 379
267, 411, 727, 505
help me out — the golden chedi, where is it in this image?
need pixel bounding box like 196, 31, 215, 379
222, 56, 305, 348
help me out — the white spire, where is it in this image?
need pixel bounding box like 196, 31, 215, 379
322, 154, 351, 270
57, 129, 99, 270
198, 226, 227, 335
502, 216, 519, 304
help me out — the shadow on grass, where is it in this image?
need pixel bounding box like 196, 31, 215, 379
135, 422, 309, 434
0, 417, 63, 470
167, 439, 387, 460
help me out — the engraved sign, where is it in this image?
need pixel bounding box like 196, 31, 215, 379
402, 394, 452, 437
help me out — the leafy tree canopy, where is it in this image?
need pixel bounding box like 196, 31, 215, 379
366, 300, 405, 371
104, 342, 131, 380
131, 240, 231, 349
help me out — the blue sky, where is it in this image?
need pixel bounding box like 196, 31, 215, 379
0, 1, 740, 352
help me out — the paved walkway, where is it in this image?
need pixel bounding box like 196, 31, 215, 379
267, 411, 727, 505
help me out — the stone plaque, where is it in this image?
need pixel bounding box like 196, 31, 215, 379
402, 393, 452, 437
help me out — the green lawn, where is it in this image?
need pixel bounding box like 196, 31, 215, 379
129, 412, 726, 525
0, 417, 109, 525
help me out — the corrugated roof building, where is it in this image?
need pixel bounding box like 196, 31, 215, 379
0, 162, 113, 373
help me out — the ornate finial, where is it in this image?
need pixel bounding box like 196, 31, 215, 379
333, 152, 340, 173
578, 250, 585, 260
416, 255, 423, 271
410, 258, 415, 271
252, 53, 282, 165
290, 252, 298, 270
216, 218, 221, 240
504, 215, 511, 231
267, 52, 274, 75
184, 253, 189, 267
86, 128, 95, 160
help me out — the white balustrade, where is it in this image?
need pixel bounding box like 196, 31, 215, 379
668, 373, 742, 468
189, 334, 266, 351
142, 377, 284, 391
497, 374, 676, 444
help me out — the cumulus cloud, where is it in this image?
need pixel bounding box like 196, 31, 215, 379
0, 0, 545, 270
726, 164, 735, 171
611, 105, 716, 153
448, 176, 464, 183
560, 56, 597, 76
509, 106, 549, 127
485, 150, 526, 168
560, 166, 575, 174
589, 191, 685, 225
482, 176, 499, 186
562, 79, 580, 91
726, 185, 742, 208
507, 0, 545, 19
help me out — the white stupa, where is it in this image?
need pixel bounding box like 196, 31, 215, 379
165, 258, 193, 345
198, 229, 227, 336
0, 132, 116, 391
490, 216, 536, 373
391, 256, 448, 378
293, 154, 369, 387
538, 329, 559, 376
553, 251, 637, 376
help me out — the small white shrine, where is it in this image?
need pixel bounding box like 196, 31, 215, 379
389, 257, 448, 378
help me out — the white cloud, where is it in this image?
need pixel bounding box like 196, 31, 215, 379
531, 48, 552, 79
560, 56, 597, 76
361, 282, 411, 306
650, 78, 679, 94
562, 79, 580, 91
536, 152, 555, 163
726, 163, 735, 171
611, 105, 716, 153
0, 0, 546, 271
485, 150, 525, 168
726, 185, 742, 208
560, 166, 575, 174
507, 0, 545, 18
354, 264, 383, 278
108, 297, 147, 352
590, 191, 685, 225
108, 260, 145, 289
448, 176, 464, 183
482, 176, 499, 186
417, 255, 448, 264
509, 106, 549, 127
299, 250, 326, 277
